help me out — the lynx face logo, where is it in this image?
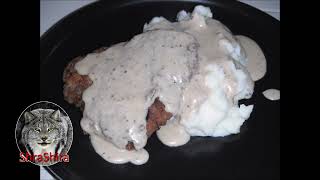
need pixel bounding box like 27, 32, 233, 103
16, 101, 73, 166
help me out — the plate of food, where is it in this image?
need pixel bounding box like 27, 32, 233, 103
40, 0, 280, 179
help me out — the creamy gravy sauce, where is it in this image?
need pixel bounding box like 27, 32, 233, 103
236, 35, 267, 81
263, 89, 280, 101
90, 135, 149, 165
156, 117, 190, 147
74, 5, 267, 165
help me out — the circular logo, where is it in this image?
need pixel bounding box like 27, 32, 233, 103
15, 101, 73, 166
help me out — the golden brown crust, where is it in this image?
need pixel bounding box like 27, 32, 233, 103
63, 56, 93, 110
63, 47, 108, 110
146, 98, 173, 137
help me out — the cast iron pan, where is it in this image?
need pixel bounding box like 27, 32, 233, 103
40, 0, 280, 179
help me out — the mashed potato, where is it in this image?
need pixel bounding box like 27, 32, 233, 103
145, 6, 256, 138
181, 63, 254, 137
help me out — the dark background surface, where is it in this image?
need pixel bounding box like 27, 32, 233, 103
4, 0, 40, 179
40, 0, 279, 179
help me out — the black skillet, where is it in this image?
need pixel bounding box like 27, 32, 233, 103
40, 0, 280, 179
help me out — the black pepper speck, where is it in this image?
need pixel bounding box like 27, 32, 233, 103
139, 124, 144, 131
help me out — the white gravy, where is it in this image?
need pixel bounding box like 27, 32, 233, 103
90, 135, 149, 165
263, 89, 280, 101
236, 35, 267, 81
156, 117, 190, 147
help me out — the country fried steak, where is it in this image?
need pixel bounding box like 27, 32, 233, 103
63, 47, 172, 150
